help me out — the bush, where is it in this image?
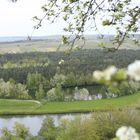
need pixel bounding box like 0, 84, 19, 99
107, 81, 140, 97
50, 74, 66, 86
47, 85, 64, 101
56, 109, 140, 140
73, 87, 89, 100
39, 117, 58, 140
0, 79, 30, 99
0, 122, 32, 140
35, 84, 45, 100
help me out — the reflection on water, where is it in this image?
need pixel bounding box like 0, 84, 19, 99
0, 113, 90, 136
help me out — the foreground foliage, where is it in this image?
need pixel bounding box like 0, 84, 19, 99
1, 109, 140, 140
34, 0, 140, 49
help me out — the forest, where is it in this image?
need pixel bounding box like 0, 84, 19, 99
0, 49, 139, 101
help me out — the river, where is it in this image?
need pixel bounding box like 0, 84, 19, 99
0, 113, 90, 136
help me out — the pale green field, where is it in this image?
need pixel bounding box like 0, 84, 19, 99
0, 40, 61, 54
0, 37, 139, 54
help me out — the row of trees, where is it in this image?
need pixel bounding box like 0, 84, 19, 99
0, 70, 96, 100
26, 72, 92, 101
1, 109, 140, 140
0, 79, 30, 99
0, 70, 139, 101
0, 50, 140, 84
26, 72, 94, 99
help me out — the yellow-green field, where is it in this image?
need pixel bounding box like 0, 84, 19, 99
0, 92, 140, 115
0, 37, 139, 54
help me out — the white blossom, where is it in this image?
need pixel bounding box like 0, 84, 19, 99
97, 93, 102, 99
74, 88, 89, 100
93, 70, 104, 81
93, 66, 117, 81
116, 126, 139, 140
127, 60, 140, 81
103, 66, 117, 80
59, 59, 65, 65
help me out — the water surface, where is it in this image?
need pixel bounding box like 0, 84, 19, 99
0, 113, 90, 135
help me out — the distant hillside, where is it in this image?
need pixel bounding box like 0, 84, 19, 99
0, 35, 139, 54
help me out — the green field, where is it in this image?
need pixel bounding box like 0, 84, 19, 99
0, 92, 140, 115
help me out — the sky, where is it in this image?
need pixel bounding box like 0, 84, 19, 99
0, 0, 139, 37
0, 0, 68, 36
0, 0, 112, 37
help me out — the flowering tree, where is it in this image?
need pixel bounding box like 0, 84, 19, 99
74, 87, 89, 100
93, 60, 140, 83
10, 0, 140, 49
93, 60, 140, 97
116, 126, 139, 140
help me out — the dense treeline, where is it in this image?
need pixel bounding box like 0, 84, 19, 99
0, 49, 140, 100
0, 49, 140, 83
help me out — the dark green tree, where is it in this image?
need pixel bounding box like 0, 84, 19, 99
39, 117, 58, 140
35, 84, 45, 100
26, 72, 47, 98
13, 122, 31, 139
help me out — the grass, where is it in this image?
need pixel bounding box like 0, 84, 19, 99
0, 92, 140, 115
0, 99, 40, 115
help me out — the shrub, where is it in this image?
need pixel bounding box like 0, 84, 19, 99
35, 84, 45, 100
50, 74, 66, 87
47, 85, 64, 101
0, 79, 30, 99
107, 81, 140, 97
0, 123, 32, 140
39, 117, 58, 140
56, 109, 140, 140
74, 87, 89, 100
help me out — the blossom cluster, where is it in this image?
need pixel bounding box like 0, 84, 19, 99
93, 60, 140, 83
59, 59, 65, 65
93, 66, 117, 81
127, 60, 140, 81
116, 126, 139, 140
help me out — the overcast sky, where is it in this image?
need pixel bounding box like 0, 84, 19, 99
0, 0, 138, 37
0, 0, 66, 36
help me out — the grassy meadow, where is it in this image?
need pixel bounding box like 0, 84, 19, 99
0, 92, 140, 115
